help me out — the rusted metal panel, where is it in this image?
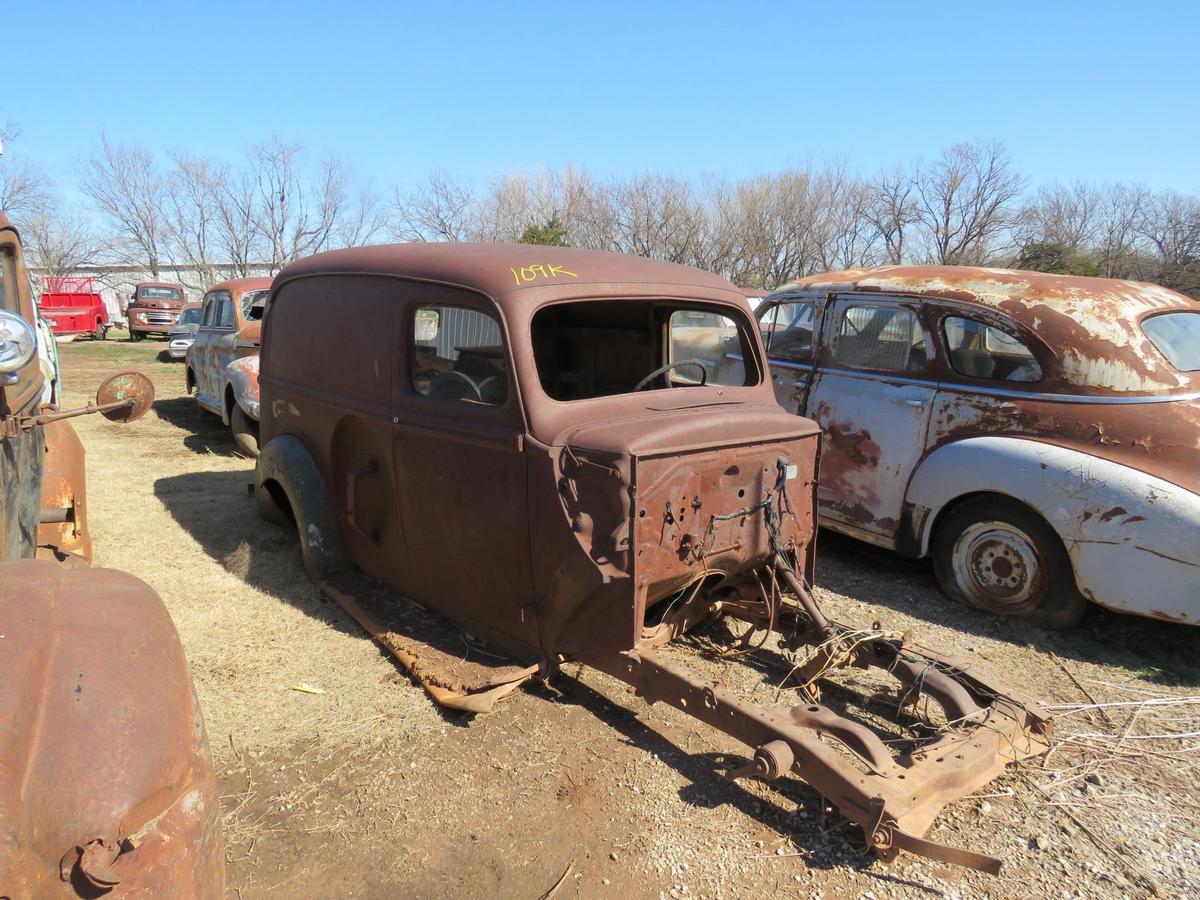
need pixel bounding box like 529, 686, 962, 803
789, 265, 1200, 397
36, 418, 92, 564
0, 560, 224, 897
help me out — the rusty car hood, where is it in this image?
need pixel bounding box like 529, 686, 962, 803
555, 400, 820, 457
0, 560, 223, 896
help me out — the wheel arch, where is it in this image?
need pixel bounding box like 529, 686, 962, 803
255, 433, 347, 579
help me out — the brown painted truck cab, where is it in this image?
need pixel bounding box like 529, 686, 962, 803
255, 244, 1050, 873
127, 280, 187, 339
0, 215, 224, 896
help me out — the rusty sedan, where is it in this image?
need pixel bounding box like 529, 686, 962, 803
186, 277, 271, 454
756, 266, 1200, 628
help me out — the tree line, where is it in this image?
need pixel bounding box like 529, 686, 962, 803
2, 128, 1198, 297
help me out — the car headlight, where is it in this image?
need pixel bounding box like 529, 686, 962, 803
0, 309, 38, 375
136, 312, 147, 323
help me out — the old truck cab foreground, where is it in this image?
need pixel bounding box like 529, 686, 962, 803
0, 214, 224, 896
255, 244, 1050, 873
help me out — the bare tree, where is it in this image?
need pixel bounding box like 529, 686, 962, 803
79, 135, 170, 275
1093, 183, 1148, 279
249, 138, 347, 271
914, 141, 1024, 264
0, 125, 54, 222
334, 184, 389, 248
864, 166, 920, 265
391, 170, 476, 242
21, 202, 100, 277
1138, 190, 1200, 293
163, 154, 221, 289
212, 164, 259, 277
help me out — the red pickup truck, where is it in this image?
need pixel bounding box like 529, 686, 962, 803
37, 276, 109, 340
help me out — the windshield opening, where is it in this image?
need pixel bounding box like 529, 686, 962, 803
138, 286, 181, 301
1143, 312, 1200, 373
531, 299, 754, 401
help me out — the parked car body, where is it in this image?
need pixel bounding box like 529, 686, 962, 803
0, 213, 224, 895
167, 302, 203, 359
127, 280, 187, 340
37, 276, 109, 340
757, 265, 1200, 627
186, 277, 271, 455
35, 313, 62, 405
250, 244, 1050, 871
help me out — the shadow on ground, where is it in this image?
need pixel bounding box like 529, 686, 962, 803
152, 396, 246, 458
814, 530, 1200, 685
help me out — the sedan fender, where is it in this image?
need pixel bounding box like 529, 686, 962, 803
906, 436, 1200, 624
226, 355, 261, 422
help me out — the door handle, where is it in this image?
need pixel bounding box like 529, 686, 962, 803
892, 397, 926, 408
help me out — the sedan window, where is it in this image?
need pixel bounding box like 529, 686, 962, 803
943, 316, 1042, 382
411, 305, 508, 405
217, 297, 237, 328
834, 305, 927, 373
1143, 312, 1200, 372
760, 301, 815, 361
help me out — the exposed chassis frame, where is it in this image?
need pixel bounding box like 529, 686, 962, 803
584, 567, 1052, 874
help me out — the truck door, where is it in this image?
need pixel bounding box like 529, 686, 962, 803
390, 285, 538, 649
805, 298, 936, 542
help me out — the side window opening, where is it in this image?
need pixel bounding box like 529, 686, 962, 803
943, 316, 1042, 382
759, 301, 815, 362
835, 305, 927, 373
218, 298, 236, 328
411, 305, 508, 405
200, 297, 217, 326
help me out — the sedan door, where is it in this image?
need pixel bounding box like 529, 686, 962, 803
758, 297, 820, 414
806, 298, 936, 543
191, 294, 220, 410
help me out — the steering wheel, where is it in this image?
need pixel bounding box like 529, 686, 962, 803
428, 370, 483, 401
633, 361, 709, 392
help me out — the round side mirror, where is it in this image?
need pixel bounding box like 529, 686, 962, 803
96, 371, 155, 423
0, 309, 37, 375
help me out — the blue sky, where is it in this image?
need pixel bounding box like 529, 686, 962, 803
6, 1, 1199, 191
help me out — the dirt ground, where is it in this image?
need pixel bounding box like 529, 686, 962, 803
58, 336, 1200, 899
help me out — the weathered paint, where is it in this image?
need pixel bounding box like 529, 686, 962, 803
226, 355, 261, 421
906, 436, 1200, 623
0, 560, 224, 897
187, 277, 272, 424
787, 266, 1200, 397
127, 281, 188, 337
36, 418, 92, 563
255, 243, 1048, 871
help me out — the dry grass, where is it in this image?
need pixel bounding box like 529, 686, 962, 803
54, 338, 1200, 898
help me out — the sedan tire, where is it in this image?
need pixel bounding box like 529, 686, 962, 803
231, 404, 260, 458
932, 496, 1087, 629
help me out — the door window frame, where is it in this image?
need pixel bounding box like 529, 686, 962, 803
824, 296, 935, 378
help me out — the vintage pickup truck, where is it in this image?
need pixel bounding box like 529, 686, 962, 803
0, 214, 224, 896
37, 276, 110, 341
253, 243, 1050, 874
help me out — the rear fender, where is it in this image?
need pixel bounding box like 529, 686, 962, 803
255, 433, 348, 579
225, 356, 261, 422
906, 436, 1200, 623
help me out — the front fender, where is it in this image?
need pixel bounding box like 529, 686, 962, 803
226, 356, 261, 421
907, 437, 1200, 624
